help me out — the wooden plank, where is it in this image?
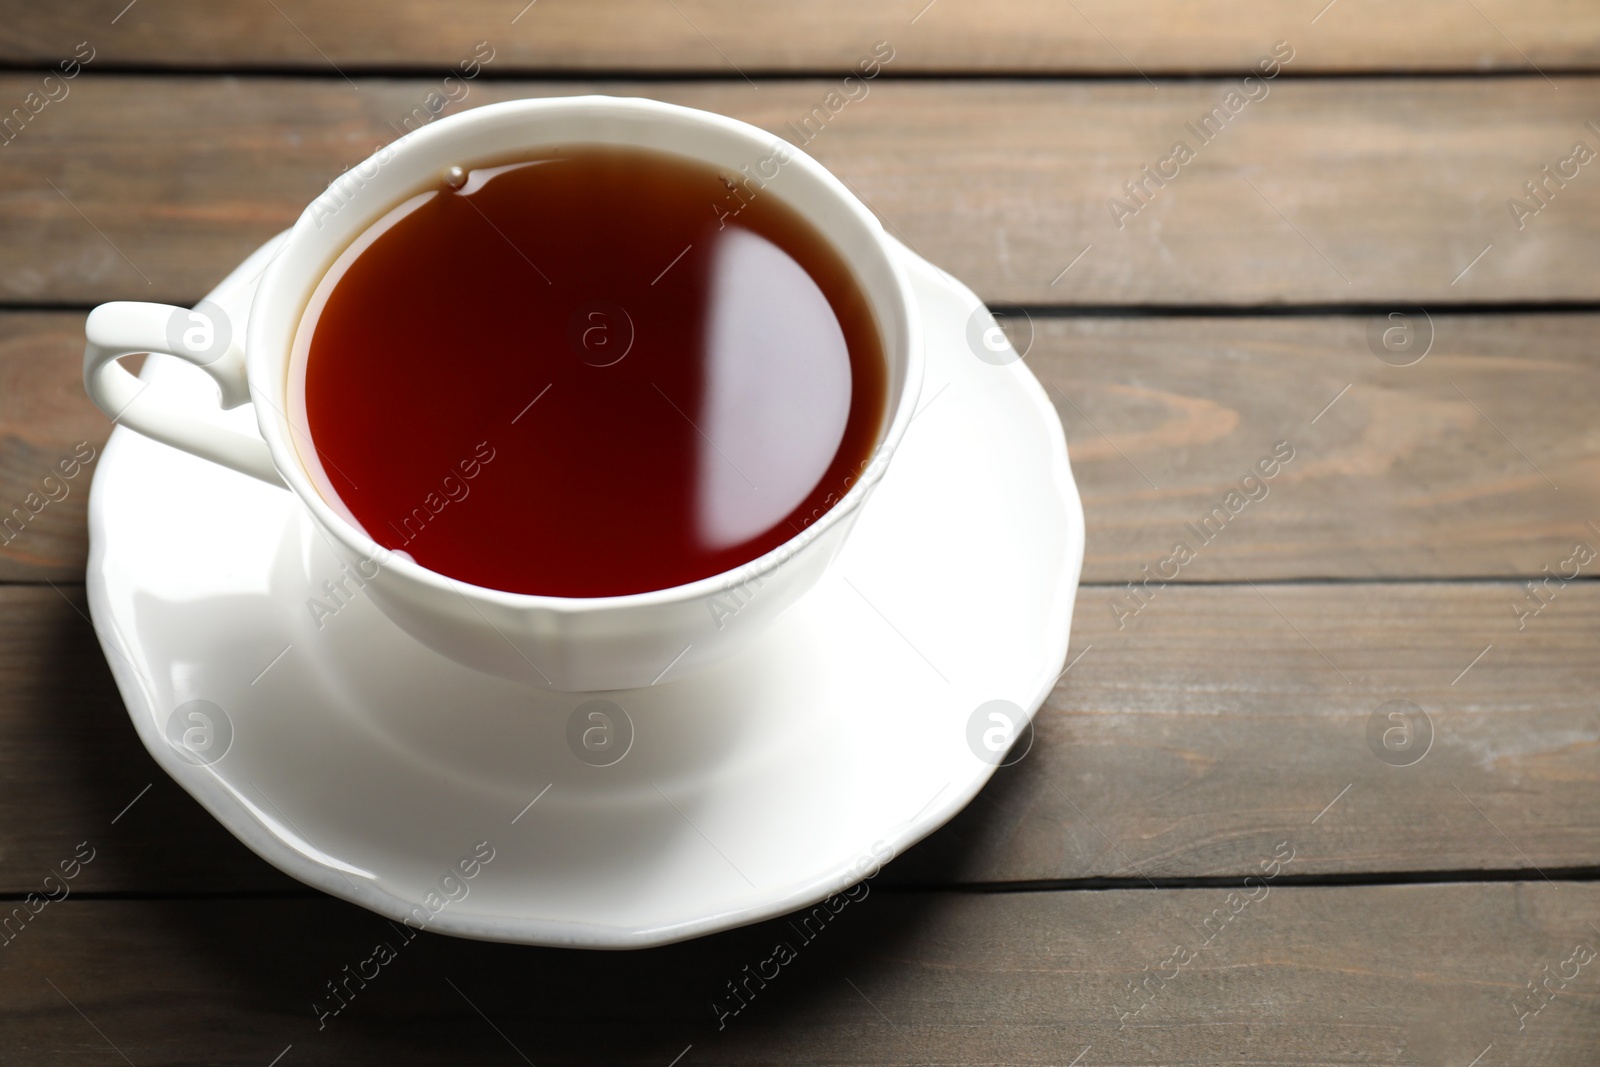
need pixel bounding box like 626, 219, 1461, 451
7, 311, 1596, 583
5, 581, 1596, 893
1, 886, 1596, 1064
3, 76, 1600, 306
4, 1, 1599, 74
900, 580, 1600, 885
0, 313, 104, 581
1035, 313, 1600, 583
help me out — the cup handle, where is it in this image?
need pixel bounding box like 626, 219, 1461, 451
83, 301, 286, 487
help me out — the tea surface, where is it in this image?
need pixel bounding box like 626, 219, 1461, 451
296, 144, 885, 597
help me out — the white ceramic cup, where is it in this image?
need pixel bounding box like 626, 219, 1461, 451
83, 96, 923, 691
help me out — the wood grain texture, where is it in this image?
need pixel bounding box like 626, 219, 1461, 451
4, 76, 1600, 305
1, 885, 1596, 1064
6, 312, 1596, 583
0, 3, 1593, 1055
4, 1, 1599, 74
900, 580, 1600, 885
1035, 314, 1600, 582
5, 581, 1595, 893
0, 313, 103, 580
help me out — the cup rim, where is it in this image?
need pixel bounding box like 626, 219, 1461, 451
249, 95, 923, 613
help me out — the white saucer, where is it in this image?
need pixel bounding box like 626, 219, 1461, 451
86, 234, 1084, 948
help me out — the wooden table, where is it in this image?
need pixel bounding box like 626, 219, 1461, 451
3, 2, 1599, 1063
